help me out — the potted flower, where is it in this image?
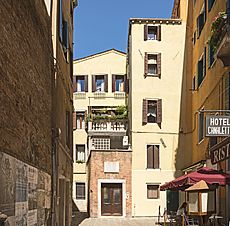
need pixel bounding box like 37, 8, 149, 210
210, 12, 227, 52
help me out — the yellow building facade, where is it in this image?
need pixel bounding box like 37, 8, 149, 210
174, 0, 230, 223
72, 49, 131, 217
127, 17, 187, 216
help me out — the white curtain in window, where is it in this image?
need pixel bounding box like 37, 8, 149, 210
77, 151, 85, 161
77, 82, 82, 92
77, 118, 81, 129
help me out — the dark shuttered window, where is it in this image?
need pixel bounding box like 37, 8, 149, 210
76, 183, 85, 199
147, 145, 160, 169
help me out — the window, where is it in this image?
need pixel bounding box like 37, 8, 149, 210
76, 183, 85, 199
208, 0, 215, 11
147, 185, 159, 199
192, 76, 196, 91
92, 75, 108, 92
198, 110, 204, 142
144, 53, 161, 76
59, 0, 63, 41
208, 42, 215, 68
142, 99, 162, 125
74, 76, 88, 92
76, 145, 85, 162
144, 25, 161, 41
197, 49, 206, 87
66, 111, 70, 147
193, 31, 196, 45
197, 2, 206, 37
76, 111, 85, 129
92, 137, 110, 150
73, 111, 86, 130
112, 75, 125, 92
63, 20, 68, 53
147, 145, 160, 169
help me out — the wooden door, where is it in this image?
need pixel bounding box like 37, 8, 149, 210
101, 183, 122, 216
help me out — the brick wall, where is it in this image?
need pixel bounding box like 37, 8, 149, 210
88, 151, 132, 217
0, 0, 53, 174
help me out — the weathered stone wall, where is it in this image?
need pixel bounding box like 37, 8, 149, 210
0, 0, 53, 174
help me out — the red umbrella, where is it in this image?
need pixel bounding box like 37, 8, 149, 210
160, 167, 230, 191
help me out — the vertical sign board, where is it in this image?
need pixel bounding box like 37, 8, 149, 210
206, 116, 230, 137
209, 136, 230, 164
206, 116, 230, 164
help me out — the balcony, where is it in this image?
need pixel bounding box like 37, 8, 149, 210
210, 12, 230, 66
87, 119, 127, 136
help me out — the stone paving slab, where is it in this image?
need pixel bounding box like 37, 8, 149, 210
79, 217, 159, 226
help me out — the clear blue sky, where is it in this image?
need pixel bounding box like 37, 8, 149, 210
73, 0, 174, 59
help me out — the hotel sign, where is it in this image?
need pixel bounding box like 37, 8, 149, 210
210, 137, 230, 164
206, 116, 230, 136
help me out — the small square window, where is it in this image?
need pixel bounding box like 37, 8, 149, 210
147, 185, 159, 199
76, 183, 85, 199
148, 26, 157, 40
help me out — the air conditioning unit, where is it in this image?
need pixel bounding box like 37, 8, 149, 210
123, 136, 128, 146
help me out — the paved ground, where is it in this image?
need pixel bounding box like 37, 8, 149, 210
78, 217, 159, 226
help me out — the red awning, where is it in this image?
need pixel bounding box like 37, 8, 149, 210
160, 167, 230, 191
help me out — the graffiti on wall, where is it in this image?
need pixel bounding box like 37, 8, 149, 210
0, 152, 51, 226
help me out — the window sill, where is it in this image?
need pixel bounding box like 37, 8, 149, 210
145, 74, 160, 78
146, 168, 161, 171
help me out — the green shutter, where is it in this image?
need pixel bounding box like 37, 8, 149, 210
59, 0, 63, 41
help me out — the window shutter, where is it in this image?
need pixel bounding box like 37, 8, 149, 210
144, 53, 148, 75
92, 75, 96, 92
156, 99, 162, 124
144, 25, 148, 41
73, 111, 76, 130
63, 20, 68, 50
84, 75, 88, 92
112, 75, 116, 92
157, 25, 161, 41
104, 74, 108, 92
204, 0, 207, 21
73, 76, 77, 92
142, 99, 148, 125
147, 145, 154, 168
157, 53, 161, 76
125, 76, 129, 93
59, 0, 63, 41
203, 47, 206, 77
153, 145, 159, 169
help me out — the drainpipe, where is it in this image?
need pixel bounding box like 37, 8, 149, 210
51, 0, 58, 225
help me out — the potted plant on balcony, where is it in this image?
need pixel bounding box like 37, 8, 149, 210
115, 105, 128, 119
210, 12, 227, 51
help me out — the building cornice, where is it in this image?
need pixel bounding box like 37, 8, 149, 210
129, 18, 182, 25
